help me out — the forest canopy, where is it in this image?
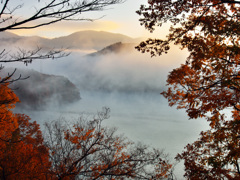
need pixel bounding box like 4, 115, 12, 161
137, 0, 240, 179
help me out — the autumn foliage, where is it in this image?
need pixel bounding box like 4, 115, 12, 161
0, 82, 172, 179
137, 0, 240, 179
0, 83, 50, 179
44, 108, 173, 179
0, 0, 175, 179
176, 111, 240, 179
0, 83, 19, 141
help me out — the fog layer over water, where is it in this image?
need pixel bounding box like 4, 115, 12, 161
13, 46, 209, 178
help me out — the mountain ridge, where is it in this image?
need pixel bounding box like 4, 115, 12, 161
88, 42, 137, 56
0, 30, 142, 51
46, 30, 139, 50
2, 68, 81, 110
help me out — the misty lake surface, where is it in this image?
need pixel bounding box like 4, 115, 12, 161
19, 90, 209, 178
13, 49, 209, 178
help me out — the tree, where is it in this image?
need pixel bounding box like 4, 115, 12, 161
44, 107, 173, 179
136, 0, 240, 118
0, 83, 51, 179
0, 82, 19, 142
0, 1, 174, 179
136, 0, 240, 178
0, 0, 123, 83
0, 82, 173, 179
176, 111, 240, 179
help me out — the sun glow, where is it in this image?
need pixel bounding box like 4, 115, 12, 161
11, 20, 120, 38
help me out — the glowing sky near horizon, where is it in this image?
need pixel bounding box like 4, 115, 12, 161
10, 0, 169, 39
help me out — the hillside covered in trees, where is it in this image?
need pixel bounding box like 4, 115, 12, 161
2, 68, 81, 110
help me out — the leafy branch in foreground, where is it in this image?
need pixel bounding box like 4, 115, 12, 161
0, 82, 174, 179
0, 83, 50, 179
137, 0, 240, 179
44, 107, 173, 179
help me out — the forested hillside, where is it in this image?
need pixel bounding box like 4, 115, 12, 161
4, 68, 81, 110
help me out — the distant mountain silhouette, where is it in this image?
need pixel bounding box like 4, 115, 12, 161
46, 30, 139, 50
0, 31, 50, 49
0, 31, 23, 47
88, 42, 137, 56
0, 31, 20, 39
0, 30, 141, 51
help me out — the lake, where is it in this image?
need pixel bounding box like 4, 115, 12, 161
13, 48, 209, 178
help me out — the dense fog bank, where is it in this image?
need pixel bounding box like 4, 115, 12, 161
3, 31, 209, 178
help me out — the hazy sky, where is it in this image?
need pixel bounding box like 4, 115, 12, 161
11, 0, 169, 38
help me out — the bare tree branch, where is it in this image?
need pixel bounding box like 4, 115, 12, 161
0, 0, 124, 84
44, 108, 174, 179
0, 0, 123, 31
